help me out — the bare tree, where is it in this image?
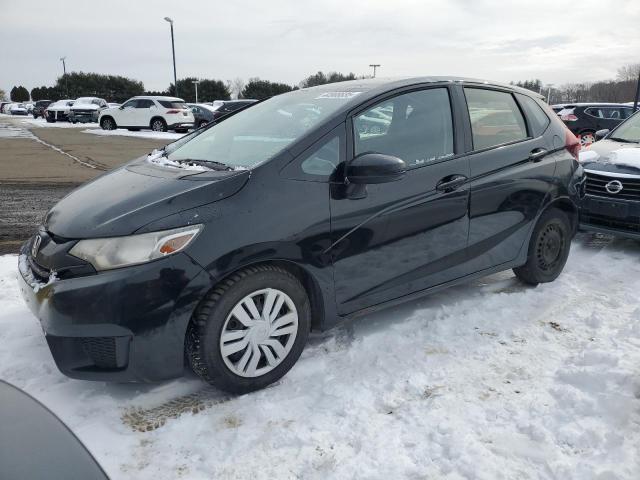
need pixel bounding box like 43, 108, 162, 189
227, 77, 245, 99
617, 63, 640, 82
0, 88, 6, 101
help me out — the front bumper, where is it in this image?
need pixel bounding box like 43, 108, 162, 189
579, 194, 640, 239
18, 245, 212, 382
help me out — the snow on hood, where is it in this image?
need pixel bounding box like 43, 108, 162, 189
71, 103, 101, 110
580, 146, 640, 170
146, 149, 208, 171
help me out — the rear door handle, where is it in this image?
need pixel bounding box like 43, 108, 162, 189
529, 148, 548, 163
436, 174, 468, 192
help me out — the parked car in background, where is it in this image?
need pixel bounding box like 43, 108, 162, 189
9, 103, 28, 115
25, 103, 34, 113
32, 100, 52, 119
68, 97, 108, 123
98, 96, 194, 132
45, 99, 75, 122
20, 77, 583, 394
0, 101, 12, 113
107, 102, 121, 108
2, 103, 13, 114
557, 103, 634, 146
187, 103, 218, 128
211, 99, 258, 120
579, 109, 640, 238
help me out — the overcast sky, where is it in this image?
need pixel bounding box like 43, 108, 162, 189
1, 0, 639, 96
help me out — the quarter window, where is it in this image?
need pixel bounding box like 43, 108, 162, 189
516, 93, 550, 137
300, 135, 340, 177
465, 88, 527, 150
353, 88, 454, 169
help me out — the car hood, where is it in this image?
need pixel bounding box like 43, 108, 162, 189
579, 139, 640, 176
45, 157, 250, 238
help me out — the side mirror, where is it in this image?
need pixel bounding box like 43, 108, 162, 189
346, 153, 406, 184
119, 105, 124, 110
595, 129, 609, 141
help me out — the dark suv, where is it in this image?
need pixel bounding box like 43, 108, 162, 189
32, 100, 53, 119
211, 99, 258, 120
579, 110, 640, 238
18, 77, 583, 393
558, 103, 634, 146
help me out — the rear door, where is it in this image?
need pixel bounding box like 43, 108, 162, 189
135, 99, 155, 127
462, 87, 556, 272
330, 86, 470, 314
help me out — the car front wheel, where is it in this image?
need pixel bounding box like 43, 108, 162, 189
186, 265, 311, 394
100, 117, 116, 130
513, 208, 572, 285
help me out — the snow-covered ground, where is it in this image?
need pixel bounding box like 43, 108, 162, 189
0, 234, 639, 479
0, 113, 100, 129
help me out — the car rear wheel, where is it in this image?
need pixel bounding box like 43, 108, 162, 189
199, 120, 209, 128
513, 208, 571, 285
151, 118, 167, 132
578, 131, 595, 147
100, 117, 116, 130
186, 265, 311, 394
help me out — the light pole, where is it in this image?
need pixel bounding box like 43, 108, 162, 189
369, 64, 381, 78
192, 80, 200, 103
546, 83, 554, 104
164, 17, 178, 97
60, 56, 69, 97
633, 70, 640, 112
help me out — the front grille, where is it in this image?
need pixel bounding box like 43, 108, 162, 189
81, 337, 118, 368
28, 255, 50, 281
581, 212, 640, 234
585, 171, 640, 201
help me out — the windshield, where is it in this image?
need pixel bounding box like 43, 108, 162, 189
165, 89, 361, 168
610, 111, 640, 142
75, 97, 94, 104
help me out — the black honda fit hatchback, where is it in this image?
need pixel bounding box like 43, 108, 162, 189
19, 77, 584, 393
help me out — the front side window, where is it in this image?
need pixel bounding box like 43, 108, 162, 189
465, 88, 527, 150
122, 100, 137, 109
165, 89, 362, 169
353, 88, 454, 169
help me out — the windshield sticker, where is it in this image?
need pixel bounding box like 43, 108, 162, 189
315, 92, 362, 100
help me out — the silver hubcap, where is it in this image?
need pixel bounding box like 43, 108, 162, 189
220, 288, 298, 378
580, 133, 594, 146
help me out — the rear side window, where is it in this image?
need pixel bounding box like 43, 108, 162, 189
353, 88, 454, 169
158, 100, 186, 109
516, 94, 550, 137
464, 88, 527, 150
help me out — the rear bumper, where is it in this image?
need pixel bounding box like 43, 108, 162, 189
167, 121, 194, 130
18, 245, 212, 382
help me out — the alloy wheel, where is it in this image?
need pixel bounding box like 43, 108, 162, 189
152, 120, 164, 132
219, 288, 298, 378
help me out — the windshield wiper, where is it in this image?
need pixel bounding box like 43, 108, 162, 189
177, 159, 233, 171
608, 137, 639, 143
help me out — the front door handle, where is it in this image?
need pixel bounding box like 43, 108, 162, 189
529, 148, 548, 163
436, 174, 468, 192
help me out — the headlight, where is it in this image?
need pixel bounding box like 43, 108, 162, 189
69, 225, 203, 271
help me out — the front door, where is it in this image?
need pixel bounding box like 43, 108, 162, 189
330, 87, 470, 315
118, 99, 138, 126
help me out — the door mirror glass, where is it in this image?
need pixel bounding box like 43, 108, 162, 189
595, 129, 609, 141
347, 153, 406, 184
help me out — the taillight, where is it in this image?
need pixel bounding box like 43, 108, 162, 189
560, 113, 578, 121
565, 129, 580, 160
166, 109, 180, 114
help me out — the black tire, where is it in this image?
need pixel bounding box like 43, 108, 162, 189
46, 118, 55, 123
199, 120, 209, 128
126, 128, 140, 131
150, 118, 167, 132
100, 117, 116, 130
174, 128, 188, 133
513, 208, 572, 285
186, 265, 311, 394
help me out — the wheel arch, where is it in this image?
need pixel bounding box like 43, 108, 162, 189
545, 196, 579, 234
191, 259, 328, 334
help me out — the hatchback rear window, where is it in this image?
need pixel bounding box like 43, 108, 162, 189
465, 88, 527, 150
158, 100, 186, 109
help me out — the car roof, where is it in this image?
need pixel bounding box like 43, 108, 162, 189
133, 96, 185, 101
560, 102, 631, 107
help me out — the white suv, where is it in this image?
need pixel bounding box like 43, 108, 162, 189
98, 96, 194, 133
